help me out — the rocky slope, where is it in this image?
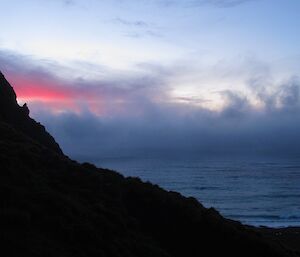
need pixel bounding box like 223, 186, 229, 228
0, 72, 298, 257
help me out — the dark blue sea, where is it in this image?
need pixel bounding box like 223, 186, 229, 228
92, 154, 300, 228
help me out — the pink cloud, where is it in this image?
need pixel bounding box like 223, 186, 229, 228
10, 74, 79, 101
6, 72, 107, 115
0, 50, 167, 117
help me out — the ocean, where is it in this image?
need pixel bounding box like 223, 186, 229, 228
92, 154, 300, 228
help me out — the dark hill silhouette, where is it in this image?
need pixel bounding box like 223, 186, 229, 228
0, 71, 298, 257
0, 72, 62, 154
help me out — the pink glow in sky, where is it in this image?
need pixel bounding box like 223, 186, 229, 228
7, 72, 106, 115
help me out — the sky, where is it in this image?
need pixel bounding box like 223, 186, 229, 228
1, 0, 300, 159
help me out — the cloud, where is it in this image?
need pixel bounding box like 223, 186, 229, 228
32, 73, 300, 160
124, 30, 163, 39
113, 18, 149, 27
111, 17, 162, 39
59, 0, 76, 6
37, 81, 300, 161
157, 0, 258, 8
0, 49, 170, 116
1, 49, 300, 160
194, 0, 257, 8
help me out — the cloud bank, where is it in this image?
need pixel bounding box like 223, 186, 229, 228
1, 49, 300, 161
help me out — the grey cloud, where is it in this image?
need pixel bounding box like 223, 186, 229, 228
35, 77, 300, 161
1, 49, 300, 161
